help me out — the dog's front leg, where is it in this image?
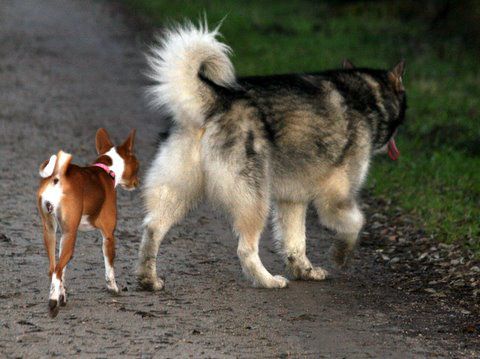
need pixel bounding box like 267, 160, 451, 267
233, 204, 288, 289
273, 201, 328, 281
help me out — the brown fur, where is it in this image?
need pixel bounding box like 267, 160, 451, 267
37, 128, 139, 317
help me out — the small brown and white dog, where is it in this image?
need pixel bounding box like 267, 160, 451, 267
37, 128, 139, 317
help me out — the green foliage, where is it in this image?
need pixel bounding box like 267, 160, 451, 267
124, 0, 480, 249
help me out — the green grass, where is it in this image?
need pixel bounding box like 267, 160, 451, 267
123, 0, 480, 250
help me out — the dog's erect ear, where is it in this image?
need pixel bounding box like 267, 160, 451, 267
391, 59, 406, 78
96, 128, 114, 155
342, 59, 355, 69
388, 60, 406, 93
120, 129, 136, 153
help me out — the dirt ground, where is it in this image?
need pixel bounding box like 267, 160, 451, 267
0, 0, 478, 357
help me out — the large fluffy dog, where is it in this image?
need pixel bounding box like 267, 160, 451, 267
137, 23, 406, 290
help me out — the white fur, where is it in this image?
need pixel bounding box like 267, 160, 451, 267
137, 131, 203, 290
41, 181, 63, 215
39, 151, 71, 215
137, 131, 289, 289
56, 151, 71, 170
78, 215, 95, 232
104, 147, 125, 188
237, 233, 288, 288
273, 201, 328, 280
49, 273, 61, 301
102, 235, 118, 293
357, 159, 370, 188
39, 154, 57, 178
146, 22, 236, 127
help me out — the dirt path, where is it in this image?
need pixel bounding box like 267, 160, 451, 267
0, 0, 477, 357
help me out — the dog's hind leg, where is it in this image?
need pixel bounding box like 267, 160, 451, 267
40, 213, 60, 310
137, 187, 197, 291
50, 229, 79, 317
58, 234, 67, 306
137, 131, 203, 291
41, 214, 57, 280
273, 201, 328, 280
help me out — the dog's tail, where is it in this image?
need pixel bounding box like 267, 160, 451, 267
146, 22, 237, 127
39, 151, 72, 178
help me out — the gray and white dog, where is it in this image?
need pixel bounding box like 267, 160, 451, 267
137, 23, 406, 290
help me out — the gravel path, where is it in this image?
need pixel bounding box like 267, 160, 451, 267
0, 1, 477, 357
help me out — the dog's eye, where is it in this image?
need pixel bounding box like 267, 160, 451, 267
53, 178, 59, 185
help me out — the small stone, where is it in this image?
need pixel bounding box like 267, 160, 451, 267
418, 253, 428, 261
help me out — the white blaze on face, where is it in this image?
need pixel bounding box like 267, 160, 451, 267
39, 154, 57, 178
104, 147, 125, 188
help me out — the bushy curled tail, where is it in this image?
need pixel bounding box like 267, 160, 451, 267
145, 22, 237, 127
39, 151, 72, 178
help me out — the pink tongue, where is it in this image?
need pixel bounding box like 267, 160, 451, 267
387, 138, 400, 161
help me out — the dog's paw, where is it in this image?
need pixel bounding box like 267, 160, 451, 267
106, 281, 120, 295
297, 266, 329, 281
271, 275, 289, 288
137, 276, 165, 292
287, 258, 329, 281
48, 299, 59, 318
255, 275, 289, 289
329, 243, 352, 269
59, 293, 67, 307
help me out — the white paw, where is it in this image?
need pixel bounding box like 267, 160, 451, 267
302, 266, 329, 281
255, 275, 289, 289
107, 281, 119, 294
271, 275, 289, 288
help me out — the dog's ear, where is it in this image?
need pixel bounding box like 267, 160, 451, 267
342, 59, 355, 69
96, 128, 114, 155
388, 60, 406, 93
120, 129, 136, 154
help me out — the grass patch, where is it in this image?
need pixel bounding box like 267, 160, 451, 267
123, 0, 480, 250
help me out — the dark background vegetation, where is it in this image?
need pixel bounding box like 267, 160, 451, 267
122, 0, 480, 251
